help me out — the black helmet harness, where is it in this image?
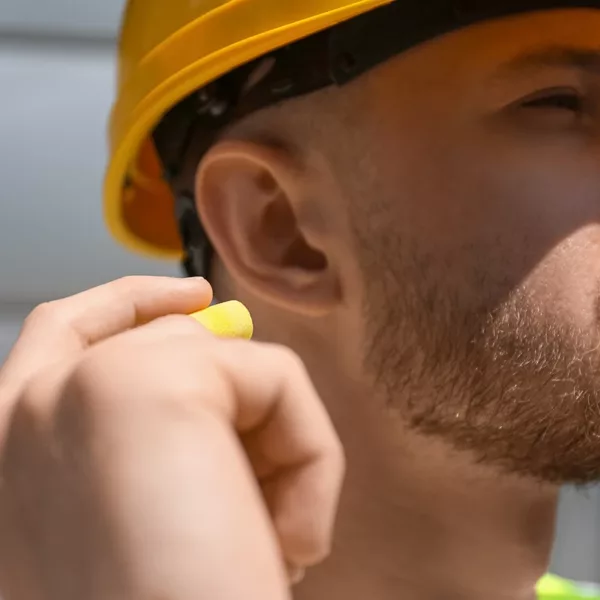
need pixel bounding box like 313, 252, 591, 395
151, 0, 600, 277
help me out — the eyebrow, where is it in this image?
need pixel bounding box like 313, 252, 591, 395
497, 45, 600, 76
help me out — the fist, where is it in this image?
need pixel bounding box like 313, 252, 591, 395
0, 277, 345, 600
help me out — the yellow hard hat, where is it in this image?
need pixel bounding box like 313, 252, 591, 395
105, 0, 590, 263
104, 0, 394, 261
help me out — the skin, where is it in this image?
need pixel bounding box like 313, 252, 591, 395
0, 277, 344, 600
1, 7, 600, 600
197, 8, 600, 600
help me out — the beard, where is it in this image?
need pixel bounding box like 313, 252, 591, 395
357, 234, 600, 485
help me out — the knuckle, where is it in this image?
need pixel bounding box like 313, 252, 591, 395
9, 368, 63, 434
309, 536, 334, 565
55, 352, 145, 441
60, 353, 120, 417
267, 344, 307, 374
62, 345, 194, 419
107, 275, 155, 302
326, 437, 347, 475
318, 431, 346, 489
330, 451, 347, 495
280, 522, 333, 567
13, 380, 43, 425
24, 301, 65, 330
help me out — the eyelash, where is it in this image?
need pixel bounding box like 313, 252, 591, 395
521, 90, 584, 112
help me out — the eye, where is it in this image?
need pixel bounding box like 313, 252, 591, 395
521, 89, 584, 112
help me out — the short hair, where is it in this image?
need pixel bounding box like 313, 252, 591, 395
153, 62, 364, 279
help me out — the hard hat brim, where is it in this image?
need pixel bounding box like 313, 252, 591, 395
104, 0, 390, 260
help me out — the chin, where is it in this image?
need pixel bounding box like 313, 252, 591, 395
376, 318, 600, 484
413, 326, 600, 484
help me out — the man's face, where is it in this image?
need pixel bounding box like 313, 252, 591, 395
336, 9, 600, 484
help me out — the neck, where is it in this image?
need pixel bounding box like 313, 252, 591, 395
295, 351, 559, 600
240, 297, 560, 600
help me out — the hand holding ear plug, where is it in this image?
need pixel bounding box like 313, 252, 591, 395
0, 277, 344, 600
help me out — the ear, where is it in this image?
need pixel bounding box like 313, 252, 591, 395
195, 140, 340, 316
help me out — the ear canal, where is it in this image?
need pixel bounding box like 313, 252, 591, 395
261, 199, 328, 271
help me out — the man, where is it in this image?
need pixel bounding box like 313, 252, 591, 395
1, 1, 600, 598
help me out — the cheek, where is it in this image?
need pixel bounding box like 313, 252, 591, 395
455, 137, 600, 328
519, 228, 600, 332
369, 125, 600, 326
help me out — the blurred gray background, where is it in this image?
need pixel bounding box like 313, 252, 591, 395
0, 0, 597, 585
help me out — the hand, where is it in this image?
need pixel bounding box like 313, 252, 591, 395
0, 277, 344, 600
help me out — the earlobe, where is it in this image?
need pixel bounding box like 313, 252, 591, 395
195, 140, 340, 316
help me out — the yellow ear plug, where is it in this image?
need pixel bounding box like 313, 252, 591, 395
189, 301, 254, 340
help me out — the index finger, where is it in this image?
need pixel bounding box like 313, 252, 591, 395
0, 276, 212, 391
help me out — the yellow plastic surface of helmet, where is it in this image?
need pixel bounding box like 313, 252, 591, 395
105, 0, 393, 260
